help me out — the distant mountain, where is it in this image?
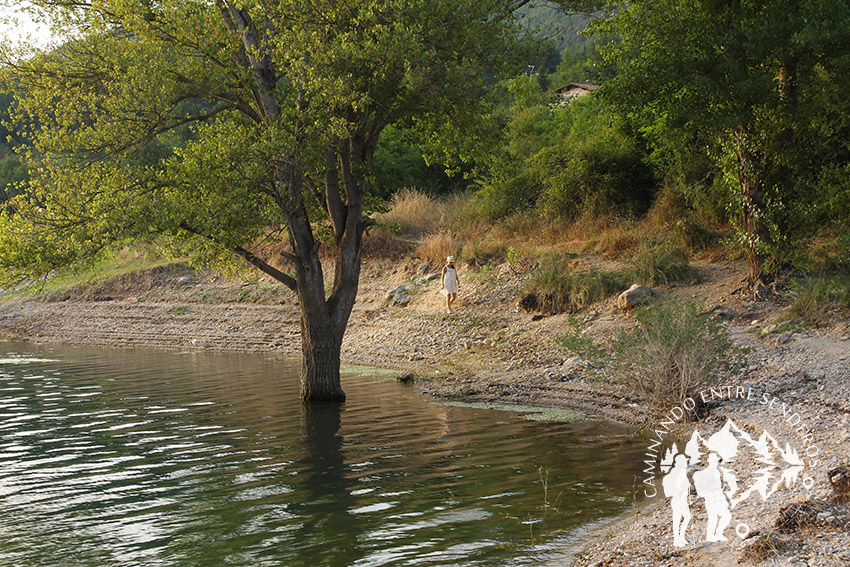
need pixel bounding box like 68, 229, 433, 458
515, 2, 595, 50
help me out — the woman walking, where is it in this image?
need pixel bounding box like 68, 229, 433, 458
441, 256, 460, 314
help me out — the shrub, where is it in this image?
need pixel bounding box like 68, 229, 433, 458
535, 125, 656, 220
533, 98, 657, 221
614, 298, 743, 409
466, 169, 540, 221
673, 218, 723, 252
463, 237, 508, 265
626, 245, 698, 286
787, 275, 850, 327
522, 253, 626, 313
375, 188, 445, 236
556, 315, 607, 364
414, 230, 458, 265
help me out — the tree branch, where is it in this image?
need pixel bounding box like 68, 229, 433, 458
233, 245, 298, 291
178, 222, 297, 290
303, 175, 329, 217
325, 146, 346, 241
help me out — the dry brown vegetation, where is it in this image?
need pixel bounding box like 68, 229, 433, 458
364, 188, 737, 267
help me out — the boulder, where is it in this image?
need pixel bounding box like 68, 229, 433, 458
775, 332, 794, 346
518, 292, 539, 313
415, 273, 441, 286
617, 284, 654, 310
396, 370, 415, 384
829, 465, 850, 502
386, 284, 414, 306
762, 319, 796, 336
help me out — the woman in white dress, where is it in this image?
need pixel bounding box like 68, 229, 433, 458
441, 256, 460, 314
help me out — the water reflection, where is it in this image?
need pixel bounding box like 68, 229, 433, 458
293, 403, 363, 566
0, 343, 647, 566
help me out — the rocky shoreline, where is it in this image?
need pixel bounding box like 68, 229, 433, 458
1, 256, 848, 565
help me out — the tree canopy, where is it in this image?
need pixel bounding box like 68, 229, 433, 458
0, 0, 528, 400
593, 0, 850, 283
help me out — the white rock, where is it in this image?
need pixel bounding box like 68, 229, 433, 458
617, 284, 654, 310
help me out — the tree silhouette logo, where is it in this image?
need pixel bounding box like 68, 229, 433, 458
660, 418, 812, 546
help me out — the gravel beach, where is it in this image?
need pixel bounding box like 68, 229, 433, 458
1, 256, 848, 566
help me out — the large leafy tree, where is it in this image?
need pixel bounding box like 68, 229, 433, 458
0, 0, 526, 401
595, 0, 850, 287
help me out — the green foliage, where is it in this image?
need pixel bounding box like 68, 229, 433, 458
468, 168, 541, 220
507, 245, 520, 265
523, 252, 626, 313
614, 298, 744, 409
594, 0, 850, 279
0, 0, 526, 287
549, 39, 614, 88
0, 153, 28, 203
533, 98, 656, 219
370, 126, 464, 198
473, 86, 656, 222
556, 315, 606, 364
787, 275, 850, 328
625, 245, 697, 286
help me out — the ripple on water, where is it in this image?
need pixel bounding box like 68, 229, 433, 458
0, 342, 647, 566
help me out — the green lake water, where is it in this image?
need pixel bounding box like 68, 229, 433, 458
0, 342, 645, 566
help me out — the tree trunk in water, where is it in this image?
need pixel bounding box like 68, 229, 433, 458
300, 318, 346, 403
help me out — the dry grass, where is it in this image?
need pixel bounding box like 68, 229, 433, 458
365, 189, 718, 272
414, 230, 459, 265
367, 189, 465, 258
462, 237, 509, 265
374, 189, 448, 236
520, 253, 626, 314
741, 531, 784, 563
787, 275, 850, 327
626, 245, 699, 286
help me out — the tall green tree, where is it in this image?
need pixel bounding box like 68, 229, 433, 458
595, 0, 850, 287
0, 0, 525, 401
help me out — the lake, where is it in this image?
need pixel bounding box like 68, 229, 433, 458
0, 342, 645, 566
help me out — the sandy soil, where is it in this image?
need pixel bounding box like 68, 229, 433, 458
1, 255, 848, 566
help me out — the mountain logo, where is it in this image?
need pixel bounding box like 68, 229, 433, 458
660, 418, 812, 547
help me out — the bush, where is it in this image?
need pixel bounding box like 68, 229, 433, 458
463, 237, 508, 265
535, 123, 656, 220
556, 315, 607, 364
787, 275, 850, 327
470, 95, 656, 224
614, 298, 743, 409
370, 126, 463, 198
626, 245, 698, 286
466, 169, 540, 221
522, 253, 626, 313
414, 230, 458, 265
673, 218, 723, 252
375, 188, 446, 236
533, 97, 657, 220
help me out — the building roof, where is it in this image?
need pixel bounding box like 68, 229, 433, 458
553, 82, 600, 94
